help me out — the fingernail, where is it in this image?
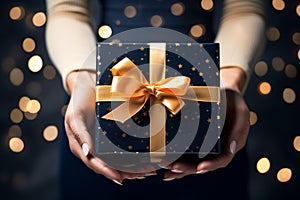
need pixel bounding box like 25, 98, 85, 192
136, 176, 146, 179
163, 177, 175, 181
158, 164, 169, 169
82, 143, 89, 157
230, 140, 237, 154
171, 169, 183, 173
112, 179, 123, 185
145, 172, 157, 176
196, 170, 208, 174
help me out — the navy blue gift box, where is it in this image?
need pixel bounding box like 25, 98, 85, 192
94, 42, 221, 169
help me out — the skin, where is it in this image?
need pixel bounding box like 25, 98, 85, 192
65, 66, 249, 184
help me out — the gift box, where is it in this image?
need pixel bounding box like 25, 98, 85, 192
94, 42, 221, 171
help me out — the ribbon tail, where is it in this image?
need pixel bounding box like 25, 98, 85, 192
102, 100, 147, 123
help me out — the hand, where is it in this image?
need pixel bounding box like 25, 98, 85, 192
162, 67, 250, 180
64, 70, 156, 185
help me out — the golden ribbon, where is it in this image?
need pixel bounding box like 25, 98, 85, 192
96, 43, 220, 162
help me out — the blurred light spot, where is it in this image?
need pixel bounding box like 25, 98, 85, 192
2, 57, 15, 73
256, 157, 270, 174
201, 0, 214, 11
298, 49, 300, 60
272, 0, 285, 11
9, 6, 24, 20
98, 25, 112, 39
32, 12, 46, 27
19, 96, 30, 112
266, 26, 280, 41
150, 15, 164, 27
249, 111, 258, 126
258, 82, 271, 95
22, 38, 35, 53
292, 32, 300, 45
282, 88, 296, 104
43, 125, 58, 142
43, 65, 56, 80
285, 64, 297, 78
10, 68, 24, 86
272, 57, 285, 71
297, 5, 300, 17
115, 19, 121, 25
190, 24, 206, 38
171, 2, 185, 16
28, 55, 43, 72
8, 125, 22, 137
277, 168, 292, 183
10, 108, 23, 123
293, 136, 300, 152
61, 105, 68, 116
124, 6, 137, 18
254, 61, 268, 76
24, 112, 37, 120
9, 137, 24, 153
26, 99, 41, 114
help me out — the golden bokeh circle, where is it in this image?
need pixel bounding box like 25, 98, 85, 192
297, 5, 300, 17
19, 96, 30, 112
8, 125, 22, 137
201, 0, 214, 11
10, 68, 24, 86
9, 137, 24, 153
98, 25, 113, 39
150, 15, 164, 27
43, 65, 56, 80
190, 24, 206, 38
170, 2, 185, 16
282, 88, 296, 104
9, 6, 24, 20
32, 12, 46, 27
24, 112, 37, 120
266, 27, 280, 41
10, 108, 23, 123
285, 64, 297, 78
293, 136, 300, 152
256, 157, 271, 174
22, 38, 35, 53
272, 0, 285, 11
277, 168, 292, 183
124, 6, 137, 18
298, 49, 300, 60
249, 111, 258, 126
258, 82, 271, 95
43, 125, 59, 142
28, 55, 43, 72
292, 32, 300, 45
26, 99, 41, 114
272, 57, 285, 71
254, 61, 268, 77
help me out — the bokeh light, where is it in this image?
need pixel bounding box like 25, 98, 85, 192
266, 26, 280, 41
292, 32, 300, 45
32, 12, 46, 27
272, 57, 285, 71
26, 99, 41, 114
28, 55, 43, 72
170, 2, 185, 16
9, 137, 24, 153
258, 82, 271, 95
254, 61, 268, 77
43, 65, 56, 80
282, 88, 296, 104
9, 6, 24, 20
293, 136, 300, 152
98, 25, 112, 39
297, 5, 300, 17
272, 0, 285, 11
8, 125, 22, 138
256, 157, 271, 174
249, 111, 258, 126
24, 112, 37, 120
43, 125, 58, 142
298, 49, 300, 60
277, 168, 292, 183
150, 15, 164, 27
124, 6, 137, 18
285, 64, 297, 78
22, 38, 35, 53
10, 108, 23, 123
201, 0, 214, 11
190, 24, 205, 38
10, 68, 24, 86
19, 96, 30, 112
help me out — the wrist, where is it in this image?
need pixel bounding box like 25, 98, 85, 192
66, 70, 96, 95
220, 67, 247, 94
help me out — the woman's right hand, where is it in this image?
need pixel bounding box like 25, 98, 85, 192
64, 70, 156, 185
